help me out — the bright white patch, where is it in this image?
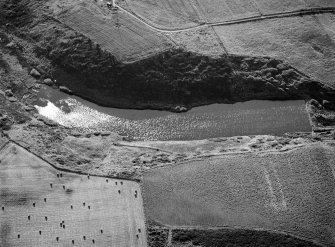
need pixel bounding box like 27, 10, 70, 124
35, 99, 118, 128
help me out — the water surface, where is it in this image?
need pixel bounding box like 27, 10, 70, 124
35, 86, 311, 141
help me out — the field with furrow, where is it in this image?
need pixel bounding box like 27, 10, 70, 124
58, 5, 171, 62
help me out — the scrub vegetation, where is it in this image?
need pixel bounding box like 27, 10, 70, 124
171, 228, 324, 247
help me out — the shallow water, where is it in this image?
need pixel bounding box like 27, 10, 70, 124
35, 86, 311, 141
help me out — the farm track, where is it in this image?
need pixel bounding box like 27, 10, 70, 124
116, 142, 174, 154
165, 225, 329, 247
115, 5, 335, 33
143, 144, 309, 171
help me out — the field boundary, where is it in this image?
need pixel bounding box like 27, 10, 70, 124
165, 225, 329, 247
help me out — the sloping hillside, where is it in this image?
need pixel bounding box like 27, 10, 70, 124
214, 14, 335, 88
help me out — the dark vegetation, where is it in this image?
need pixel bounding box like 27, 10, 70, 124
147, 224, 169, 247
308, 99, 335, 127
172, 229, 324, 247
0, 0, 34, 28
0, 94, 31, 131
1, 0, 335, 112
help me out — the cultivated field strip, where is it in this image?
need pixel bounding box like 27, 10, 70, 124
143, 144, 335, 246
58, 6, 171, 62
0, 143, 147, 247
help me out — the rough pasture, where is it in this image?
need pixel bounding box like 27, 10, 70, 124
0, 143, 147, 247
143, 143, 335, 246
58, 4, 171, 62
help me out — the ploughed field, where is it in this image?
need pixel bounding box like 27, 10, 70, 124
0, 143, 147, 247
143, 144, 335, 246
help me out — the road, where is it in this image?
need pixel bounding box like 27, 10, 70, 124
114, 5, 335, 33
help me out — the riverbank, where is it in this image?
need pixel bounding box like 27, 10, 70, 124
34, 86, 311, 141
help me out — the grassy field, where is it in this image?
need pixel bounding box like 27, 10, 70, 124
304, 0, 335, 7
318, 13, 335, 42
0, 143, 147, 246
124, 0, 204, 29
214, 15, 335, 87
57, 3, 171, 62
165, 26, 225, 57
143, 143, 335, 246
196, 0, 259, 23
252, 0, 306, 14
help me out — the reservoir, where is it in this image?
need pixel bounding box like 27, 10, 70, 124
35, 86, 311, 141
